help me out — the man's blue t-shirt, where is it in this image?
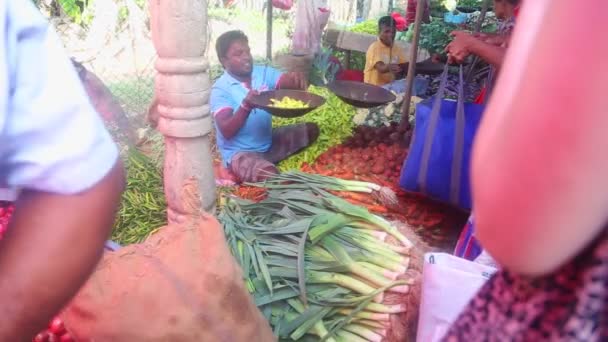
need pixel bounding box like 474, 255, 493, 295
210, 65, 282, 166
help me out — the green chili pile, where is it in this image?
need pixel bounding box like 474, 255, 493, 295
112, 149, 167, 245
273, 86, 357, 172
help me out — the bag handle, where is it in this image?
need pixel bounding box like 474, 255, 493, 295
417, 64, 450, 193
449, 66, 466, 204
484, 67, 495, 104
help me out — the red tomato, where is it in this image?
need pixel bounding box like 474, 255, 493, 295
33, 332, 50, 342
59, 334, 75, 342
49, 317, 66, 335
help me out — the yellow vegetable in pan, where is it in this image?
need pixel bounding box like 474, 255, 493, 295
269, 96, 310, 109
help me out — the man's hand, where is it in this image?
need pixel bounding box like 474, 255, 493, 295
445, 31, 479, 64
389, 64, 402, 74
242, 89, 260, 110
374, 62, 391, 74
215, 89, 259, 140
277, 72, 308, 90
0, 161, 124, 340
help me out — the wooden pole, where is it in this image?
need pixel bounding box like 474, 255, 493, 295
466, 0, 491, 81
266, 0, 273, 60
400, 0, 426, 129
475, 0, 490, 33
150, 0, 216, 221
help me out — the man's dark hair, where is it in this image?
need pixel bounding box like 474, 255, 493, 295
215, 30, 248, 61
378, 16, 396, 31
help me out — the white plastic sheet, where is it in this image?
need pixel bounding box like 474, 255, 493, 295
416, 253, 498, 342
292, 0, 330, 55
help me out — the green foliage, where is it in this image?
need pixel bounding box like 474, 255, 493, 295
57, 0, 87, 24
458, 0, 484, 8
348, 19, 377, 35
331, 50, 365, 71
403, 19, 458, 55
309, 48, 341, 86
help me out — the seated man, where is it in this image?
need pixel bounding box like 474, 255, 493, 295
364, 16, 409, 87
210, 30, 319, 183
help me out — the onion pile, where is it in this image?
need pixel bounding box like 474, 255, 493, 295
342, 123, 409, 148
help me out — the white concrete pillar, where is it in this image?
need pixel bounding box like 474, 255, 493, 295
149, 0, 216, 223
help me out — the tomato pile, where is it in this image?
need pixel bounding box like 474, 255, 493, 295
33, 317, 74, 342
0, 202, 14, 240
306, 139, 467, 247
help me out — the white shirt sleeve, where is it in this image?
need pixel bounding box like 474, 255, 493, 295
0, 1, 119, 194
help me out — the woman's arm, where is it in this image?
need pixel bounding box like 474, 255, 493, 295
446, 31, 507, 68
472, 0, 608, 276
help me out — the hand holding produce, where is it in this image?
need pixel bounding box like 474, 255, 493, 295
445, 31, 477, 64
269, 96, 310, 109
243, 89, 260, 110
389, 64, 402, 75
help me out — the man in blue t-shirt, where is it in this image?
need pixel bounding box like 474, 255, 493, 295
210, 30, 319, 182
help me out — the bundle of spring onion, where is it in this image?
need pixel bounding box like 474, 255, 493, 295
220, 186, 413, 342
246, 170, 399, 207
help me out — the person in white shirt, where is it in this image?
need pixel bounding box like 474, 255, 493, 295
0, 1, 124, 339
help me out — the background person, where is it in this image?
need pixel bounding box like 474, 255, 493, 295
210, 30, 319, 183
364, 16, 409, 86
0, 1, 124, 339
443, 0, 608, 339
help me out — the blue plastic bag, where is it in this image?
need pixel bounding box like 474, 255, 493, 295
400, 66, 484, 209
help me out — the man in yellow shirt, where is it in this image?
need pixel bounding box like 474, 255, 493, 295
364, 16, 409, 86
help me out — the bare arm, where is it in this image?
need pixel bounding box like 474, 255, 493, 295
0, 161, 125, 340
472, 0, 608, 276
466, 39, 507, 68
215, 105, 253, 140
446, 31, 507, 68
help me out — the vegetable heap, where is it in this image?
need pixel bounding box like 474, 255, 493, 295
33, 317, 74, 342
348, 19, 377, 35
221, 173, 414, 342
403, 19, 458, 55
0, 202, 14, 240
273, 86, 356, 172
307, 139, 465, 247
112, 149, 167, 245
270, 97, 310, 109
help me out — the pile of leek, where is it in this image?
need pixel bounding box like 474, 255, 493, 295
220, 184, 413, 342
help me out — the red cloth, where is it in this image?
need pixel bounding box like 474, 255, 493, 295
406, 0, 430, 26
337, 69, 364, 82
475, 87, 487, 104
391, 12, 407, 31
